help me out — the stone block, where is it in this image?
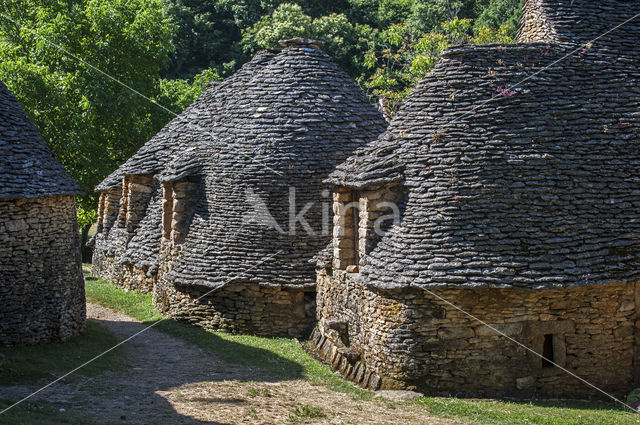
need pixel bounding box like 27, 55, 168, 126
5, 218, 27, 232
516, 376, 536, 390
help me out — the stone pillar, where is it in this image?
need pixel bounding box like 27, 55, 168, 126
96, 192, 106, 233
102, 186, 122, 233
357, 183, 403, 259
332, 187, 357, 270
162, 183, 173, 240
161, 177, 199, 245
117, 176, 130, 228
332, 183, 404, 271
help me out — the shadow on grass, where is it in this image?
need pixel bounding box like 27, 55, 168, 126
0, 314, 291, 424
0, 399, 96, 425
83, 276, 313, 382
147, 317, 306, 381
0, 321, 127, 385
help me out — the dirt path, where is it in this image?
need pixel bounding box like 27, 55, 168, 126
0, 303, 462, 425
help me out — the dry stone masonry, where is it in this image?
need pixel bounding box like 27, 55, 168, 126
92, 39, 387, 337
0, 81, 85, 346
313, 0, 640, 399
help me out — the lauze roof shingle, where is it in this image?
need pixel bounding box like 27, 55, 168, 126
94, 39, 388, 295
0, 81, 81, 199
159, 39, 388, 289
327, 0, 640, 290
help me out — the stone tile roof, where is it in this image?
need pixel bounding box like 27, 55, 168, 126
329, 32, 640, 289
95, 49, 280, 191
0, 81, 81, 199
96, 50, 282, 270
329, 0, 640, 190
518, 0, 640, 50
157, 41, 387, 289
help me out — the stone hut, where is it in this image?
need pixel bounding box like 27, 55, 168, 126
93, 39, 387, 337
92, 49, 278, 292
312, 0, 640, 398
0, 81, 85, 346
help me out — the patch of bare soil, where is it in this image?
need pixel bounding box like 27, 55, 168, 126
0, 303, 463, 425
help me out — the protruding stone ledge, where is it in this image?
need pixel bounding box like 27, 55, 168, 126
310, 328, 386, 391
278, 38, 325, 49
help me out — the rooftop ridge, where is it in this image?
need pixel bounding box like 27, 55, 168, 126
278, 38, 325, 49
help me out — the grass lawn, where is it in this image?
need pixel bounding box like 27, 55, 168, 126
83, 270, 640, 425
413, 397, 640, 425
0, 305, 125, 425
0, 321, 126, 386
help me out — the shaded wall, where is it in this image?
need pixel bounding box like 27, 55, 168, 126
154, 278, 316, 337
0, 195, 86, 346
314, 269, 639, 399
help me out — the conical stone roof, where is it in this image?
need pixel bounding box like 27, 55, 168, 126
518, 0, 640, 53
158, 40, 388, 289
97, 50, 281, 272
328, 38, 640, 290
95, 50, 279, 191
0, 81, 81, 199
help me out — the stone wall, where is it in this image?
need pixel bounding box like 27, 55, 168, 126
93, 176, 159, 293
0, 195, 86, 346
314, 268, 638, 399
517, 0, 558, 43
153, 176, 315, 337
92, 186, 122, 281
154, 277, 316, 337
117, 262, 155, 292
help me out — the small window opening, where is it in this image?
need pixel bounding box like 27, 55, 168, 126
542, 334, 555, 368
332, 188, 361, 270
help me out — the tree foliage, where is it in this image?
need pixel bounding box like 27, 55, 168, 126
475, 0, 524, 30
0, 0, 522, 224
0, 0, 216, 218
240, 2, 519, 115
242, 3, 368, 77
362, 17, 514, 115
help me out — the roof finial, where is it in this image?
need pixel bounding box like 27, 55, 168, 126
278, 38, 325, 49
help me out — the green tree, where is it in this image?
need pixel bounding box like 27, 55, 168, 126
242, 3, 370, 77
362, 17, 514, 115
0, 0, 523, 228
162, 0, 247, 78
165, 0, 522, 81
475, 0, 523, 32
0, 0, 215, 226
